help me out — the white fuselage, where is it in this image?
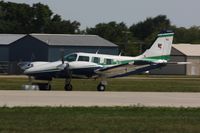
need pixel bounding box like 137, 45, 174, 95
24, 52, 143, 75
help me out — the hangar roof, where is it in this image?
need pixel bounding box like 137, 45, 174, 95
172, 44, 200, 56
0, 34, 25, 45
31, 34, 118, 47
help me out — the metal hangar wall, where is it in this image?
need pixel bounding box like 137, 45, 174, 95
30, 34, 119, 61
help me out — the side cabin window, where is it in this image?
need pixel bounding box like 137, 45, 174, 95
92, 57, 100, 64
78, 56, 90, 62
64, 54, 77, 62
104, 58, 114, 65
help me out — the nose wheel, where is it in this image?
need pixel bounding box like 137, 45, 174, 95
63, 66, 73, 91
64, 73, 72, 91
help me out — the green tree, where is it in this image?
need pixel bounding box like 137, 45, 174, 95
0, 1, 81, 34
130, 15, 171, 40
173, 26, 200, 44
86, 21, 128, 42
129, 15, 172, 50
32, 3, 52, 33
0, 1, 34, 33
45, 18, 80, 34
86, 22, 140, 55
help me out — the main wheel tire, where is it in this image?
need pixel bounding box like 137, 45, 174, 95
97, 84, 106, 91
64, 84, 73, 91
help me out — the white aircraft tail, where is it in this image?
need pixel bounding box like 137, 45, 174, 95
141, 32, 174, 60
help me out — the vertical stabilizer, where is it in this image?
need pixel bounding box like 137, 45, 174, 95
142, 32, 174, 60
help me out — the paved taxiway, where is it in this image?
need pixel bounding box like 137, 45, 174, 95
0, 90, 200, 107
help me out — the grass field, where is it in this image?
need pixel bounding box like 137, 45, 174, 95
0, 107, 200, 133
1, 76, 200, 92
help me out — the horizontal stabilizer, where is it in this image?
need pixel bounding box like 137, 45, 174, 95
167, 62, 192, 65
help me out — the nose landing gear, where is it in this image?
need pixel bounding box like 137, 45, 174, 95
64, 69, 73, 91
64, 78, 72, 91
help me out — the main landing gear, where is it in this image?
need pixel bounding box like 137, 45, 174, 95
97, 76, 107, 91
97, 82, 106, 91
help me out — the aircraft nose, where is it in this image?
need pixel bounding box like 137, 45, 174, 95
18, 62, 33, 70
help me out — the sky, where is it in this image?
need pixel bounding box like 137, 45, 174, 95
4, 0, 200, 29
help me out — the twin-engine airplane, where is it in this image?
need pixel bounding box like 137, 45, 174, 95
19, 32, 180, 91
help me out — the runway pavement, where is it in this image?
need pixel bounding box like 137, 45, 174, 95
0, 90, 200, 107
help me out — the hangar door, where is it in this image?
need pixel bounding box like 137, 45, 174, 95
187, 57, 200, 75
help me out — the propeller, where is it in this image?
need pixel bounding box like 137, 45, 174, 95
58, 49, 71, 78
57, 49, 67, 70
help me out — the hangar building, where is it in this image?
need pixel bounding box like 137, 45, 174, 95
150, 44, 200, 75
0, 34, 118, 74
0, 34, 26, 73
30, 34, 118, 61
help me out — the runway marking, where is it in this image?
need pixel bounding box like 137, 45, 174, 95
0, 90, 200, 107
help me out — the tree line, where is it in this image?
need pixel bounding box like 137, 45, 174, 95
0, 1, 80, 34
0, 1, 200, 55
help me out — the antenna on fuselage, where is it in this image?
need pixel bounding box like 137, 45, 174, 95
119, 51, 122, 56
60, 48, 64, 64
96, 48, 100, 54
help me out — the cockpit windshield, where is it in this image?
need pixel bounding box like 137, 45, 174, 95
64, 54, 77, 62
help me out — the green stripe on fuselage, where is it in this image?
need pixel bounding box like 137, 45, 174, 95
119, 60, 134, 64
116, 55, 170, 65
97, 55, 170, 67
157, 33, 174, 37
145, 55, 170, 60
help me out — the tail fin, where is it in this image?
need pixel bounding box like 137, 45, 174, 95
142, 32, 174, 60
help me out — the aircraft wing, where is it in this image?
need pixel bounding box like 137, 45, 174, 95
95, 60, 166, 78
